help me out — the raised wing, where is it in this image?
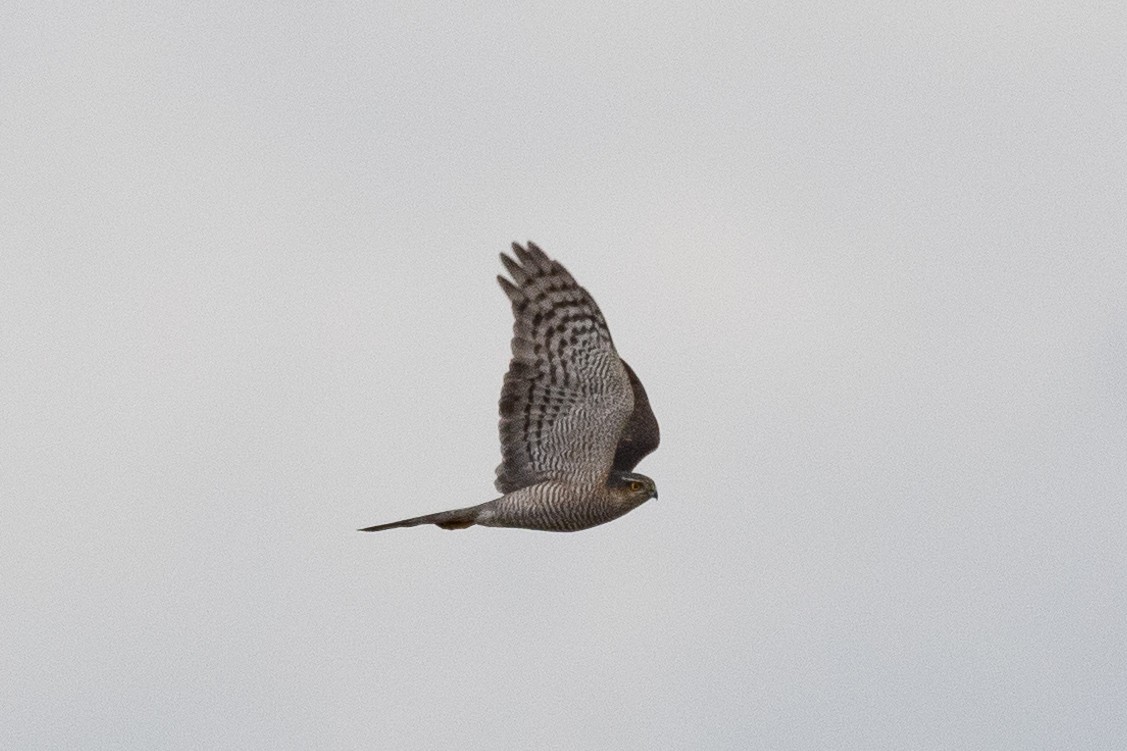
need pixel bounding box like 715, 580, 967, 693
494, 242, 634, 494
612, 360, 660, 472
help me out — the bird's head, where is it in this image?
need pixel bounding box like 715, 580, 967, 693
608, 471, 658, 506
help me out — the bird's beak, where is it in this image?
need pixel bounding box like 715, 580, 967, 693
653, 490, 659, 500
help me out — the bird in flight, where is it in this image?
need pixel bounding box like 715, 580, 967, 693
360, 242, 660, 533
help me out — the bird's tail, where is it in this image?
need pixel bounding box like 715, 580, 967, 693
358, 503, 487, 532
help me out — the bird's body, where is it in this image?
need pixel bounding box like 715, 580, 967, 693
360, 242, 659, 533
360, 474, 655, 533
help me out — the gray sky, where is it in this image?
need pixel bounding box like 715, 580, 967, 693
3, 2, 1125, 749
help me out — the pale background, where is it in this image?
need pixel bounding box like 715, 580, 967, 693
3, 3, 1125, 749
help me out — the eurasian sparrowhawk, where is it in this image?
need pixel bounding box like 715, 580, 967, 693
360, 242, 659, 533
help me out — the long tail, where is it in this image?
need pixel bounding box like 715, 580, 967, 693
358, 503, 487, 532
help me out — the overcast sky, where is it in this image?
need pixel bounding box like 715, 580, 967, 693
3, 2, 1125, 749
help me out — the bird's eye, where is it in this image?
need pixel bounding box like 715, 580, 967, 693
630, 480, 644, 492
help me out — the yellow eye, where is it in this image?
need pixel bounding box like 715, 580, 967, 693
630, 480, 644, 492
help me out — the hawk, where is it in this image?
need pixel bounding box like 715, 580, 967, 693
360, 242, 660, 533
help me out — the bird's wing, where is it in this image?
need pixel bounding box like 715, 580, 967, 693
612, 359, 660, 472
494, 242, 634, 494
